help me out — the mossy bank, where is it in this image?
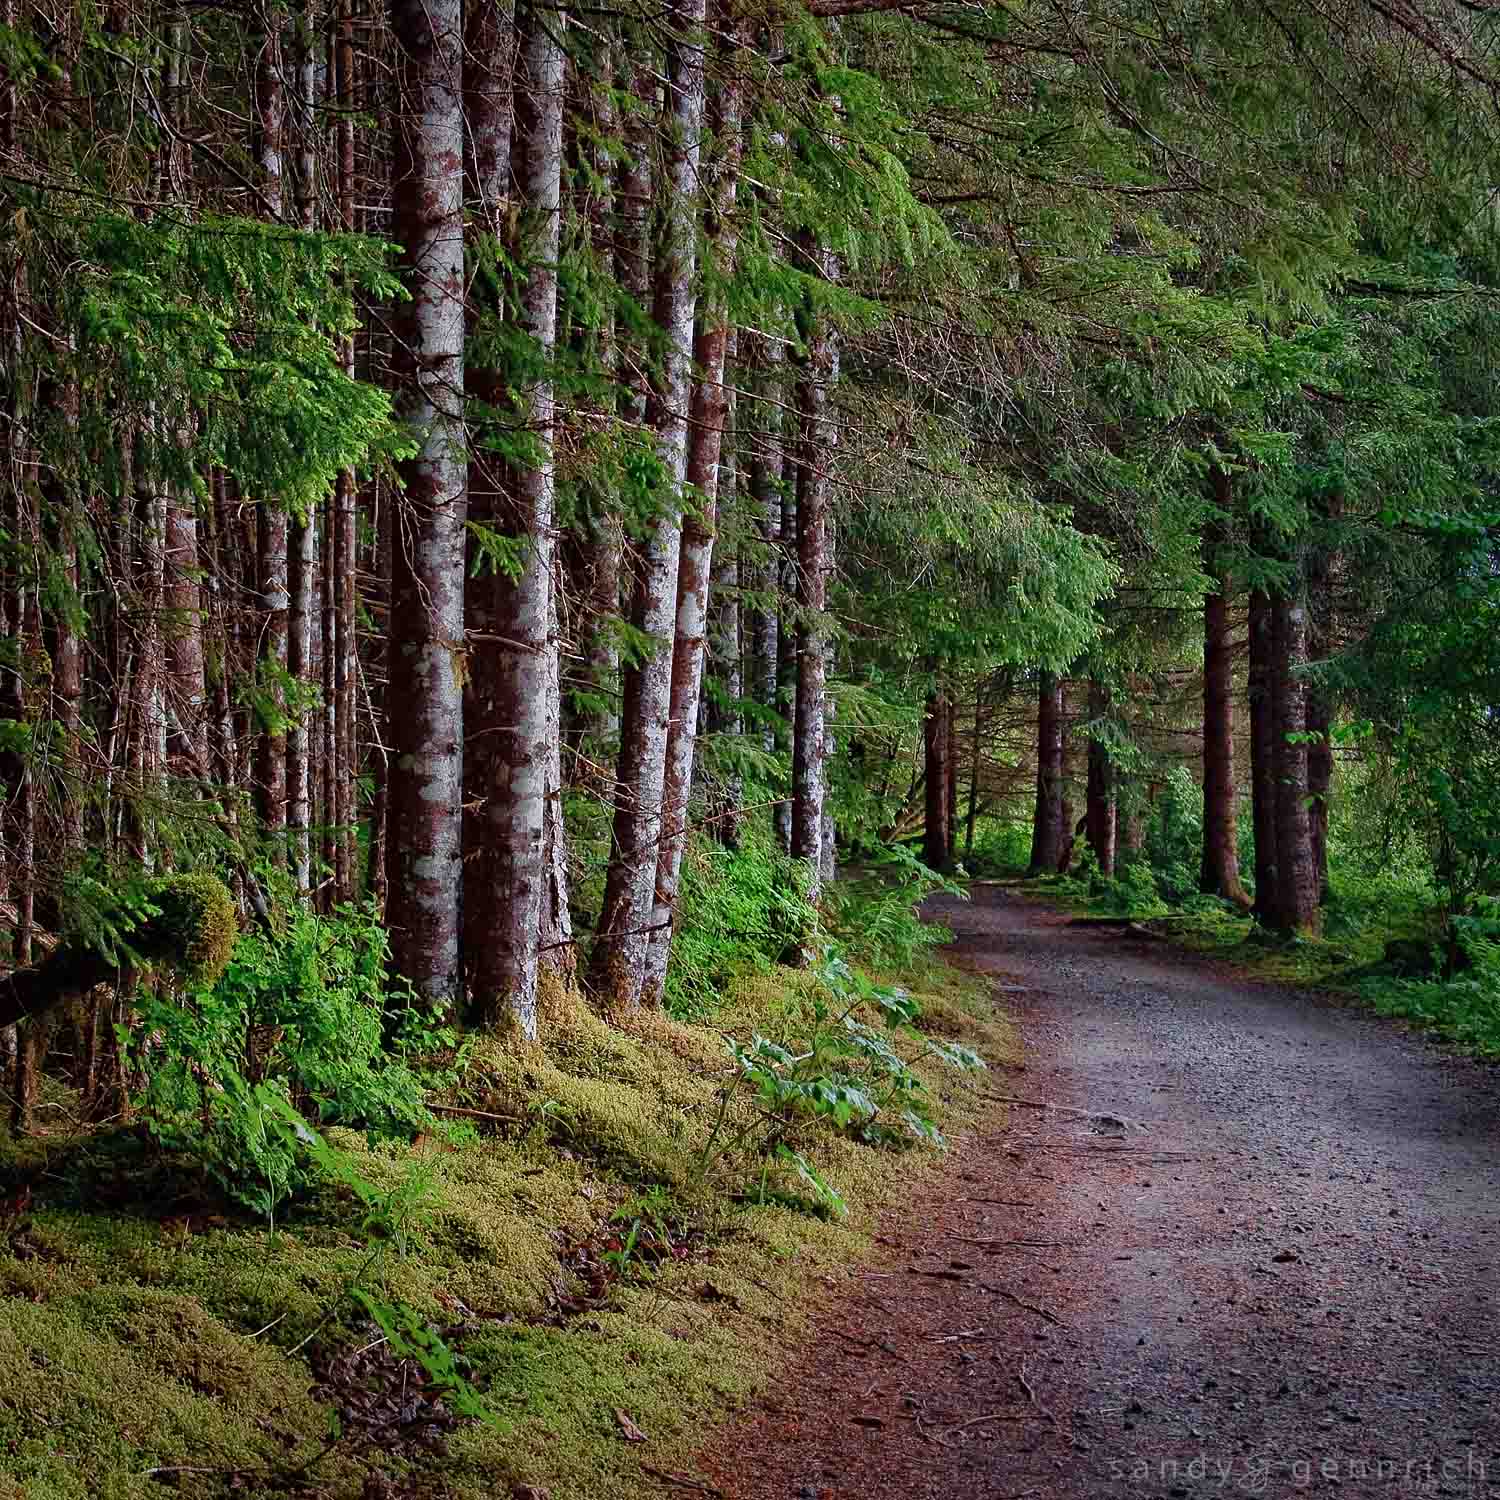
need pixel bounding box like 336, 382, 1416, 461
0, 954, 1014, 1500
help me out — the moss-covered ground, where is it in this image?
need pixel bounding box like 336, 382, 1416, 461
0, 956, 1015, 1500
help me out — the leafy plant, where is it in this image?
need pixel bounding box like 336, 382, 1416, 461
824, 843, 966, 968
665, 833, 821, 1018
129, 901, 455, 1215
697, 948, 985, 1213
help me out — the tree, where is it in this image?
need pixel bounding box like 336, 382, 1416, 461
1199, 477, 1250, 907
385, 0, 468, 1007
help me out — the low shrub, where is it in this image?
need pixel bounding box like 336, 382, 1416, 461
130, 901, 458, 1216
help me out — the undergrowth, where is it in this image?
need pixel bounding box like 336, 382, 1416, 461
0, 837, 1015, 1500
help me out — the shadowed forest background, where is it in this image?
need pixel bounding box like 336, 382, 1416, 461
2, 0, 1500, 1494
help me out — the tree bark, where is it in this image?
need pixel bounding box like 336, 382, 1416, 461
286, 0, 320, 892
465, 0, 565, 1035
385, 0, 467, 1008
641, 24, 743, 1004
1199, 496, 1250, 907
588, 3, 706, 1008
746, 331, 784, 764
1306, 493, 1340, 903
1269, 585, 1320, 936
707, 337, 743, 851
1084, 678, 1115, 878
253, 5, 288, 851
1248, 586, 1279, 924
923, 687, 952, 872
1028, 672, 1064, 875
789, 231, 839, 893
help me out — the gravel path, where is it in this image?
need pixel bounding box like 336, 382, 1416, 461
700, 885, 1500, 1499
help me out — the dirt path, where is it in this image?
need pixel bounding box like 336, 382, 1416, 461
700, 886, 1500, 1499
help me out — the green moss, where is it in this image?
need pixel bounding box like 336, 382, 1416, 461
0, 950, 1018, 1500
142, 872, 239, 986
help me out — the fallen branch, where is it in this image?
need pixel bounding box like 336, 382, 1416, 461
978, 1281, 1063, 1326
640, 1466, 724, 1497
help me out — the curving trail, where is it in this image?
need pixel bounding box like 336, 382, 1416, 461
700, 886, 1500, 1500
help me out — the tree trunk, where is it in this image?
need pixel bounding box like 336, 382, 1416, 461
253, 6, 288, 852
1306, 493, 1340, 903
385, 0, 467, 1008
465, 0, 565, 1036
567, 39, 621, 753
1199, 498, 1250, 907
1028, 672, 1064, 875
540, 559, 575, 985
588, 3, 706, 1008
1270, 586, 1320, 936
286, 0, 320, 892
1247, 586, 1279, 924
641, 30, 743, 1005
332, 2, 358, 903
708, 328, 743, 850
1084, 679, 1115, 878
746, 332, 784, 761
923, 687, 952, 872
789, 232, 838, 894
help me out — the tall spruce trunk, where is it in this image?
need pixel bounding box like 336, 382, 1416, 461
385, 0, 467, 1007
1270, 585, 1320, 936
568, 41, 622, 752
746, 332, 784, 758
789, 236, 838, 893
640, 23, 743, 1005
923, 687, 952, 872
1306, 493, 1340, 902
332, 2, 358, 902
1199, 496, 1250, 907
253, 7, 288, 851
286, 0, 320, 891
459, 0, 514, 961
587, 2, 707, 1008
707, 330, 743, 850
1028, 671, 1065, 875
1247, 586, 1279, 924
465, 0, 565, 1035
1084, 678, 1115, 878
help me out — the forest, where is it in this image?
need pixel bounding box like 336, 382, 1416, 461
1, 0, 1499, 1495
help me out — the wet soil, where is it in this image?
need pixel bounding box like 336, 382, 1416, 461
699, 886, 1500, 1499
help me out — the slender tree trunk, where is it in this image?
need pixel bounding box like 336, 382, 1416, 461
540, 560, 575, 985
1270, 584, 1319, 936
1306, 493, 1340, 903
774, 463, 797, 854
707, 334, 743, 851
333, 4, 358, 903
965, 686, 984, 858
789, 234, 838, 893
588, 4, 706, 1008
1248, 586, 1279, 923
1028, 672, 1064, 875
1199, 496, 1250, 907
253, 2, 288, 854
385, 0, 467, 1007
1084, 679, 1115, 878
466, 0, 565, 1035
923, 686, 952, 872
568, 39, 621, 752
746, 332, 784, 764
641, 23, 743, 1004
459, 0, 514, 956
286, 0, 319, 891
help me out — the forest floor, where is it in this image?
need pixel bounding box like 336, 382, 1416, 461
699, 885, 1500, 1500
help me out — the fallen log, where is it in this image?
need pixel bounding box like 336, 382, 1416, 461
0, 873, 238, 1031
